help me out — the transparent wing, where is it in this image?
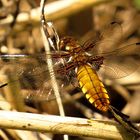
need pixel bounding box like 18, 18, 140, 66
99, 38, 140, 79
82, 21, 123, 54
83, 21, 140, 79
91, 42, 140, 79
93, 41, 140, 57
0, 52, 72, 102
82, 21, 140, 56
98, 56, 140, 79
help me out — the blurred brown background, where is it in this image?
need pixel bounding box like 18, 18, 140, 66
0, 0, 140, 140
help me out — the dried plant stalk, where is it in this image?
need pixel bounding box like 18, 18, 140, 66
0, 110, 136, 140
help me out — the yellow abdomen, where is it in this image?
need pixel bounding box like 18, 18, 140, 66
77, 64, 110, 112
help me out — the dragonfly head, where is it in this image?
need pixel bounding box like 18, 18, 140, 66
59, 36, 80, 53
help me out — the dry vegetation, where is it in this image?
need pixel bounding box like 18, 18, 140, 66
0, 0, 140, 140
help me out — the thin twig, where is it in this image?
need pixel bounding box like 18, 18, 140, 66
40, 0, 68, 139
40, 4, 65, 118
10, 0, 20, 28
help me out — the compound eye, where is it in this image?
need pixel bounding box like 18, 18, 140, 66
59, 36, 77, 51
65, 46, 71, 51
59, 40, 67, 51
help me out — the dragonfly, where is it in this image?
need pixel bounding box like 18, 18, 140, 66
0, 23, 139, 136
0, 9, 140, 109
0, 22, 139, 110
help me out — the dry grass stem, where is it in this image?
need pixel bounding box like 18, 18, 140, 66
0, 110, 136, 140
